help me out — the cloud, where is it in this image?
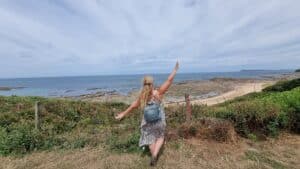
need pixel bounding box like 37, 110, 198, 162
0, 0, 299, 78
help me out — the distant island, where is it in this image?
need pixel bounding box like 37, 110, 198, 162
240, 69, 292, 72
0, 86, 25, 91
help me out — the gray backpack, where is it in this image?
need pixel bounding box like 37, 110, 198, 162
144, 102, 161, 123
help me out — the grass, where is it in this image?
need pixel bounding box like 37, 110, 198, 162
0, 79, 299, 156
245, 150, 287, 169
263, 78, 300, 92
188, 80, 300, 137
0, 96, 139, 155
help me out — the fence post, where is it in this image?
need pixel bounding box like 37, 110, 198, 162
35, 101, 40, 130
185, 93, 192, 123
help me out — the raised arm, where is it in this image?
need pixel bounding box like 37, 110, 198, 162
115, 98, 140, 120
158, 61, 179, 95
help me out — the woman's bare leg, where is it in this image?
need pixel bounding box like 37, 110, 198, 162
149, 143, 156, 157
153, 137, 164, 158
148, 137, 165, 166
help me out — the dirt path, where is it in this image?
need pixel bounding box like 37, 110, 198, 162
166, 81, 273, 106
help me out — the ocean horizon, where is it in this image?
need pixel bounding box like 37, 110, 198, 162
0, 70, 293, 97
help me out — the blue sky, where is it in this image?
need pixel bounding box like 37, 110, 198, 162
0, 0, 300, 78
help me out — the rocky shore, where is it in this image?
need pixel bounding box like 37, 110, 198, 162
64, 72, 300, 105
64, 78, 271, 104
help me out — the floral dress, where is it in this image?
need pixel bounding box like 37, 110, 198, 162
139, 99, 166, 147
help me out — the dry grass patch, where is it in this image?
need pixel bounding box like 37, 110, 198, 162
168, 117, 237, 143
0, 133, 299, 169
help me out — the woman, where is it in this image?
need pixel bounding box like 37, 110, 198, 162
115, 61, 179, 166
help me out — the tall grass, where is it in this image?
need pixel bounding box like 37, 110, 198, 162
0, 79, 299, 155
190, 81, 300, 137
263, 78, 300, 92
0, 97, 136, 155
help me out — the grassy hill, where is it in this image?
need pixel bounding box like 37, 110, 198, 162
0, 78, 299, 168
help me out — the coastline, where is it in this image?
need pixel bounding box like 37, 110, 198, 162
1, 72, 299, 105
0, 73, 299, 169
65, 72, 300, 105
166, 81, 271, 106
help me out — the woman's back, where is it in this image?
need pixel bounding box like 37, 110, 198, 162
115, 61, 179, 166
147, 90, 161, 103
141, 89, 166, 126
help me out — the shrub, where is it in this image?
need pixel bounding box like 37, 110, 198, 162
286, 106, 300, 133
263, 78, 300, 92
0, 113, 18, 128
0, 80, 299, 156
226, 101, 280, 136
0, 124, 43, 155
277, 112, 289, 129
0, 96, 131, 155
0, 127, 9, 155
247, 133, 257, 141
266, 120, 279, 137
194, 87, 300, 137
108, 129, 141, 153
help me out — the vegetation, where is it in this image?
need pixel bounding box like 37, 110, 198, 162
295, 69, 300, 72
190, 79, 300, 138
263, 78, 300, 92
0, 79, 299, 156
0, 97, 139, 156
245, 150, 287, 169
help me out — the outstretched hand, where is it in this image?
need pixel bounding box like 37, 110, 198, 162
115, 112, 125, 121
174, 60, 179, 71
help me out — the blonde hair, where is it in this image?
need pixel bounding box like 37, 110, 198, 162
139, 76, 154, 109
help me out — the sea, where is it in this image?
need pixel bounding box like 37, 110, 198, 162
0, 70, 293, 97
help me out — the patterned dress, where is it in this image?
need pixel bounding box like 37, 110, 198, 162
139, 99, 166, 147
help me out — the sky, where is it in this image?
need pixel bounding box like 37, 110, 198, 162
0, 0, 300, 78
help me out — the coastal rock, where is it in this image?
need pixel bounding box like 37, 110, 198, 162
64, 90, 75, 93
86, 87, 102, 91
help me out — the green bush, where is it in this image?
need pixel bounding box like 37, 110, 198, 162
247, 133, 257, 141
263, 78, 300, 92
267, 120, 279, 137
108, 129, 141, 153
0, 127, 9, 155
277, 112, 289, 129
0, 80, 299, 156
237, 88, 298, 135
220, 101, 280, 136
0, 113, 18, 128
0, 96, 130, 156
191, 87, 300, 136
0, 124, 43, 155
286, 106, 300, 133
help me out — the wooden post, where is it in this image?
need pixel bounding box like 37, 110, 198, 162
185, 93, 192, 123
35, 101, 40, 130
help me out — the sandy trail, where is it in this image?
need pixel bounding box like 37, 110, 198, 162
166, 81, 272, 106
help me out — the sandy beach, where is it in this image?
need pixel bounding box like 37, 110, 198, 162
167, 81, 271, 106
66, 72, 300, 106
